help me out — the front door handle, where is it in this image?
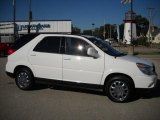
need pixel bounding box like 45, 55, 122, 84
64, 58, 71, 60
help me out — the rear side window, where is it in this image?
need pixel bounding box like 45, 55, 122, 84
12, 34, 38, 50
33, 37, 61, 54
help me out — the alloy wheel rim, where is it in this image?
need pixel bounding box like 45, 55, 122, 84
109, 81, 129, 101
17, 72, 30, 88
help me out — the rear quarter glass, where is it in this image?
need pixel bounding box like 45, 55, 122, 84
12, 34, 39, 51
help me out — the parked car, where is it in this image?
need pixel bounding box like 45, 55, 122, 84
0, 43, 11, 57
6, 34, 157, 102
105, 39, 111, 44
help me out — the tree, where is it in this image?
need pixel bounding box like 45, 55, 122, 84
135, 15, 149, 36
82, 24, 118, 40
83, 30, 92, 35
72, 25, 81, 34
82, 15, 150, 41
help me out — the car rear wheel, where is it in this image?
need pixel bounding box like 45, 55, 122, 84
15, 68, 34, 90
0, 50, 6, 57
105, 76, 134, 103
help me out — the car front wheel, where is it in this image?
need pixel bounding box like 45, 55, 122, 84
105, 76, 134, 103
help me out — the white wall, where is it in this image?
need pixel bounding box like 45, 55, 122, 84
0, 20, 72, 34
123, 22, 137, 44
153, 33, 160, 43
0, 22, 14, 34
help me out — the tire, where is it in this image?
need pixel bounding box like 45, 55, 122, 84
15, 68, 34, 90
105, 76, 134, 103
0, 51, 5, 57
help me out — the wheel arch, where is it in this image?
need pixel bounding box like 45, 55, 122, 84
103, 73, 135, 91
14, 65, 34, 77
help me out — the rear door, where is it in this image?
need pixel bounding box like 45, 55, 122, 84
63, 37, 104, 84
28, 36, 63, 80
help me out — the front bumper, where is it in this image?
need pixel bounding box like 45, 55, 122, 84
134, 74, 157, 88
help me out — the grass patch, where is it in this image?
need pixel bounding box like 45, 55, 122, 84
133, 52, 160, 55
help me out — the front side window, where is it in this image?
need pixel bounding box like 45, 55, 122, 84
33, 37, 61, 54
86, 37, 125, 57
65, 37, 91, 57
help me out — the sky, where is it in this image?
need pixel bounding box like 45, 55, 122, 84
0, 0, 160, 31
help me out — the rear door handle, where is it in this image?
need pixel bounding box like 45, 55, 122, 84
30, 54, 36, 56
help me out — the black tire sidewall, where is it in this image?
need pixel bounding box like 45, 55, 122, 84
15, 68, 34, 90
0, 51, 5, 57
106, 76, 133, 103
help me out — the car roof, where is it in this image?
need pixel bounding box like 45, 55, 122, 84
19, 33, 97, 40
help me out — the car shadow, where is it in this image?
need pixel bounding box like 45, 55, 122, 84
32, 84, 50, 90
34, 80, 160, 102
131, 79, 160, 101
31, 83, 102, 95
32, 83, 104, 95
49, 85, 104, 96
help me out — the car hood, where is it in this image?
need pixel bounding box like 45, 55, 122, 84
117, 55, 153, 66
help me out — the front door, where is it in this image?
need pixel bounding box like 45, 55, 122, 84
63, 37, 104, 84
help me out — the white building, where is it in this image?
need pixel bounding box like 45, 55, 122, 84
123, 11, 137, 44
146, 28, 160, 44
0, 20, 72, 43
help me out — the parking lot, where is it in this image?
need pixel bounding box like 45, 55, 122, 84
0, 56, 160, 120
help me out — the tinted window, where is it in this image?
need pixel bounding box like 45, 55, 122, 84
12, 34, 39, 51
65, 37, 91, 56
87, 37, 125, 57
33, 37, 61, 54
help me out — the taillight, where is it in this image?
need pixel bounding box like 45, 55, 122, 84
7, 49, 15, 55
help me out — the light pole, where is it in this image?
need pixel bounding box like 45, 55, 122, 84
92, 23, 95, 36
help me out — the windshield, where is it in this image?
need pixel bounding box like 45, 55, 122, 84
86, 37, 125, 57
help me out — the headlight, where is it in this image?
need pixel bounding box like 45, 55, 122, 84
136, 63, 155, 75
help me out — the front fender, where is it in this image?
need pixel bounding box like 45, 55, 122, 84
100, 68, 134, 85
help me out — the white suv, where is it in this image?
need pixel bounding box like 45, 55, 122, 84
6, 34, 157, 102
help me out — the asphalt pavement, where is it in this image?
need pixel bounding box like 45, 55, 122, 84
0, 56, 160, 120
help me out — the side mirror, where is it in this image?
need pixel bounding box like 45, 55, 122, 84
87, 47, 99, 58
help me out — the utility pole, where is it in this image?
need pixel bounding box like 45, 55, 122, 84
129, 0, 134, 54
13, 0, 16, 41
110, 24, 111, 40
103, 20, 106, 39
28, 0, 32, 34
147, 8, 154, 44
130, 0, 133, 44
